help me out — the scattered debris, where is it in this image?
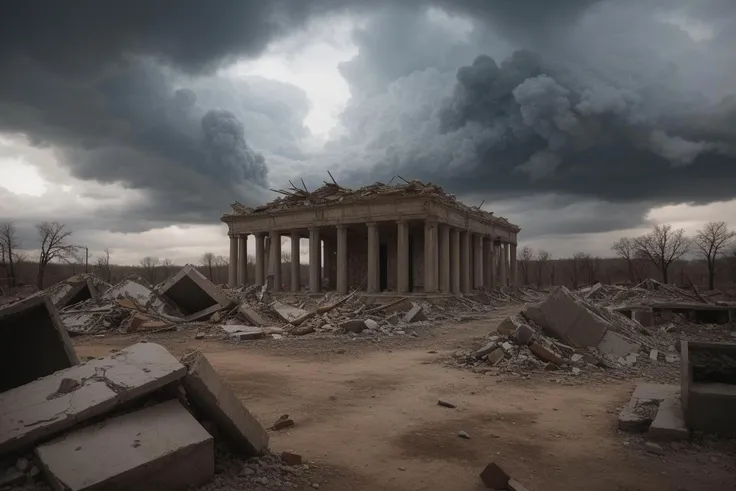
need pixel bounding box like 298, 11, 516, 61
457, 430, 470, 439
270, 415, 295, 431
280, 451, 303, 466
437, 399, 457, 409
479, 462, 510, 490
645, 441, 664, 455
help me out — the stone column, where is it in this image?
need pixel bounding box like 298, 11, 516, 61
396, 220, 409, 293
290, 232, 300, 292
228, 235, 238, 288
481, 237, 490, 291
460, 231, 471, 293
263, 235, 270, 282
337, 225, 348, 294
269, 231, 281, 292
489, 240, 497, 290
510, 244, 518, 287
323, 236, 335, 290
309, 227, 321, 293
424, 221, 438, 293
439, 225, 450, 293
473, 233, 483, 290
367, 222, 379, 293
254, 233, 265, 286
499, 242, 508, 287
237, 235, 247, 286
450, 228, 460, 293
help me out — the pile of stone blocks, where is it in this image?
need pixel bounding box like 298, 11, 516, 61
155, 264, 235, 321
523, 286, 642, 358
0, 299, 269, 491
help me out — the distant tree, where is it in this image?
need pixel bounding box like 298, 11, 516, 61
37, 222, 77, 289
582, 255, 601, 285
161, 258, 174, 278
536, 250, 550, 287
0, 222, 21, 288
215, 255, 229, 284
612, 237, 647, 284
517, 246, 533, 285
281, 250, 292, 263
633, 224, 690, 284
566, 252, 587, 289
95, 248, 113, 282
694, 221, 736, 290
140, 256, 160, 284
200, 252, 216, 280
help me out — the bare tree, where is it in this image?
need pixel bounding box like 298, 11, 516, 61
140, 256, 160, 284
612, 237, 647, 284
633, 224, 690, 284
281, 250, 292, 263
37, 222, 77, 289
517, 246, 533, 285
95, 248, 113, 282
566, 252, 587, 289
0, 222, 21, 288
200, 252, 216, 280
582, 255, 601, 285
536, 250, 550, 287
694, 221, 736, 290
214, 255, 229, 284
161, 258, 174, 278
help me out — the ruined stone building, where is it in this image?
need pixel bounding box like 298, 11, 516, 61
221, 181, 519, 295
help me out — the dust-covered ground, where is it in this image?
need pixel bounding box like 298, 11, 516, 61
74, 304, 736, 491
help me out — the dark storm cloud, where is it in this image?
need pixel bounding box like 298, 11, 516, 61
0, 0, 598, 229
329, 1, 736, 229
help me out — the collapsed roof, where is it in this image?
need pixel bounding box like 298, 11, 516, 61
223, 179, 520, 231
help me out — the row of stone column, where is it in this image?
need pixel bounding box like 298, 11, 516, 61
228, 222, 517, 293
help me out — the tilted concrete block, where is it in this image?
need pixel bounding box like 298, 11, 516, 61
182, 353, 269, 456
36, 400, 213, 491
0, 342, 185, 455
0, 295, 79, 393
156, 265, 234, 321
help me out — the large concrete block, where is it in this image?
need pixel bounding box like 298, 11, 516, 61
597, 330, 641, 358
649, 396, 689, 441
239, 303, 266, 326
0, 342, 185, 455
271, 301, 308, 323
156, 265, 234, 321
36, 400, 213, 491
0, 295, 79, 393
182, 353, 269, 455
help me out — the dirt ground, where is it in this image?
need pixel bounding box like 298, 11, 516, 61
74, 304, 736, 491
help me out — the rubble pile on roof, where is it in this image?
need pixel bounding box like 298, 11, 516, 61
226, 179, 519, 229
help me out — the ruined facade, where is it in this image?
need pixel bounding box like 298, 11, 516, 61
221, 181, 520, 294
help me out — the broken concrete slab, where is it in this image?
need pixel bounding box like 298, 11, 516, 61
402, 304, 426, 323
528, 342, 564, 366
633, 308, 654, 327
221, 325, 265, 340
487, 348, 505, 366
271, 301, 308, 323
101, 275, 153, 303
0, 342, 185, 455
0, 295, 79, 393
508, 479, 531, 491
472, 341, 498, 359
479, 462, 510, 490
496, 316, 517, 335
182, 352, 269, 456
598, 330, 641, 358
341, 319, 366, 333
36, 400, 213, 491
649, 396, 689, 441
239, 303, 266, 326
619, 384, 680, 433
512, 324, 535, 346
156, 265, 234, 321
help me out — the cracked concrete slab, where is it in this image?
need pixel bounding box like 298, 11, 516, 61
36, 400, 213, 491
0, 295, 79, 393
156, 265, 234, 321
182, 352, 269, 455
0, 342, 185, 455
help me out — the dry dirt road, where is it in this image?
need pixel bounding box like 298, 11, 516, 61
75, 305, 736, 491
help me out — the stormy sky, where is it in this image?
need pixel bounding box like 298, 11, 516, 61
0, 0, 735, 264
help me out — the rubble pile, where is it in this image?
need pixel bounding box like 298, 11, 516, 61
579, 278, 725, 309
0, 300, 276, 491
452, 286, 700, 380
226, 179, 518, 230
